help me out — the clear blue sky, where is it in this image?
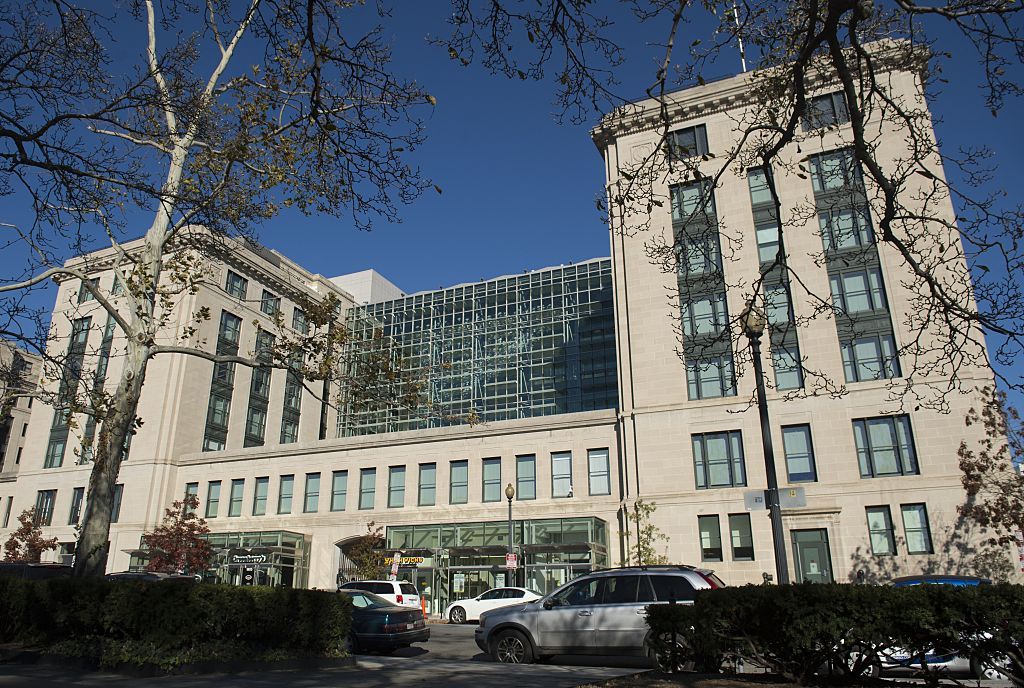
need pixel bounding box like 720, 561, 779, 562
3, 4, 1021, 379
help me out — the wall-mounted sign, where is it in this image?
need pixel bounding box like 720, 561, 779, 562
382, 556, 425, 566
229, 549, 268, 565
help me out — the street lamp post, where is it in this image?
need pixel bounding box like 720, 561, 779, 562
505, 483, 516, 586
740, 302, 790, 585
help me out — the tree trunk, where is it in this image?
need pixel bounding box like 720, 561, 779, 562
73, 336, 151, 577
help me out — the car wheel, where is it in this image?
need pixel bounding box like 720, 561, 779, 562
491, 629, 535, 664
971, 655, 1012, 681
644, 631, 696, 673
841, 645, 881, 678
449, 606, 467, 624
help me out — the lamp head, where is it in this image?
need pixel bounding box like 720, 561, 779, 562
505, 483, 515, 501
741, 301, 767, 337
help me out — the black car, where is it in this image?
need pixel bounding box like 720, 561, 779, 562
337, 589, 430, 654
0, 562, 73, 580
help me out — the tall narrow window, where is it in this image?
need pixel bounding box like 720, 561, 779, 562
277, 475, 294, 514
205, 481, 221, 518
261, 289, 281, 316
228, 479, 244, 517
692, 431, 746, 489
252, 477, 269, 516
77, 277, 99, 303
34, 490, 57, 526
109, 483, 123, 523
68, 487, 85, 525
2, 495, 12, 528
901, 503, 933, 554
185, 482, 199, 514
303, 473, 320, 513
331, 471, 348, 511
782, 425, 817, 482
698, 515, 722, 561
204, 311, 242, 452
516, 455, 536, 500
418, 464, 436, 506
359, 468, 376, 510
388, 466, 406, 508
482, 458, 501, 502
588, 448, 611, 495
225, 270, 248, 299
292, 308, 309, 334
450, 460, 469, 504
552, 451, 573, 498
866, 506, 896, 555
728, 514, 754, 560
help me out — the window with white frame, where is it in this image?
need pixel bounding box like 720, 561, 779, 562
331, 471, 348, 511
303, 472, 320, 513
551, 451, 573, 498
205, 481, 221, 518
449, 460, 469, 504
516, 455, 536, 500
252, 477, 269, 515
482, 458, 501, 502
359, 468, 376, 510
588, 448, 611, 495
418, 464, 436, 506
228, 479, 244, 517
388, 466, 406, 508
277, 475, 294, 514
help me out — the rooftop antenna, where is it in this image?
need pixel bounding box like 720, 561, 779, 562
732, 0, 747, 73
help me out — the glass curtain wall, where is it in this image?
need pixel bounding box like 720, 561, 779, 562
339, 259, 617, 436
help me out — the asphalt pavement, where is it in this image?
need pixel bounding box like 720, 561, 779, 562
0, 623, 647, 688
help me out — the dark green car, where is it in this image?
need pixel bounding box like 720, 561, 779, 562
338, 589, 430, 654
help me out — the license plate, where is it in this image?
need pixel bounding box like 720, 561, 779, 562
406, 623, 414, 630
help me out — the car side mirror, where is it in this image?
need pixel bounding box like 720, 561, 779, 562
542, 599, 554, 610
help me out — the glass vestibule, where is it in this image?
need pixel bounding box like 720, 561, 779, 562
383, 517, 607, 616
202, 530, 310, 589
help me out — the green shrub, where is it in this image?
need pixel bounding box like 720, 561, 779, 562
646, 583, 1024, 686
0, 577, 352, 669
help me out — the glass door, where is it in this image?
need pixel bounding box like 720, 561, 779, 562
791, 528, 834, 583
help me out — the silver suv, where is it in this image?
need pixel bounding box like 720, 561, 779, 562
474, 565, 724, 664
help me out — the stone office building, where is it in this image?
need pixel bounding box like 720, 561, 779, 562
0, 51, 1011, 612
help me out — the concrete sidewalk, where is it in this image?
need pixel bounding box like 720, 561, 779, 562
0, 655, 642, 687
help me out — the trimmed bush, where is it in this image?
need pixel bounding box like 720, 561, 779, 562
0, 577, 352, 670
646, 583, 1024, 686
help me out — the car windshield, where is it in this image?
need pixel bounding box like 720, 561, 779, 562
339, 590, 395, 609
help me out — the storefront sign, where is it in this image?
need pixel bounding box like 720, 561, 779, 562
229, 550, 268, 565
382, 556, 425, 566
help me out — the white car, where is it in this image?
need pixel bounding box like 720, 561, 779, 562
445, 587, 542, 623
338, 580, 422, 609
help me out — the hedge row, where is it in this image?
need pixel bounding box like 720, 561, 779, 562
0, 577, 352, 669
647, 583, 1024, 686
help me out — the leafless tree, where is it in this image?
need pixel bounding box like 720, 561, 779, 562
0, 0, 435, 577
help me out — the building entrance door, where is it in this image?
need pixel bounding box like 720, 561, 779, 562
791, 529, 834, 583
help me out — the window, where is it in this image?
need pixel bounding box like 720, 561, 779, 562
228, 479, 244, 517
651, 575, 697, 603
672, 180, 716, 222
728, 514, 754, 560
854, 415, 918, 477
185, 482, 199, 513
773, 346, 803, 390
280, 417, 299, 444
77, 277, 99, 303
109, 483, 123, 523
68, 487, 85, 525
252, 477, 269, 516
244, 407, 267, 445
810, 149, 859, 193
205, 481, 221, 518
748, 167, 773, 206
260, 290, 281, 316
359, 468, 376, 510
841, 335, 901, 382
516, 455, 536, 500
225, 270, 248, 299
866, 506, 896, 555
804, 91, 850, 130
43, 437, 65, 468
418, 464, 436, 506
765, 284, 792, 326
388, 466, 405, 508
686, 354, 736, 400
33, 490, 57, 526
331, 471, 348, 511
830, 268, 887, 314
219, 310, 242, 345
820, 207, 874, 252
551, 451, 573, 498
303, 472, 320, 512
782, 425, 817, 482
449, 460, 469, 504
901, 503, 934, 554
588, 448, 611, 495
482, 458, 501, 502
293, 308, 309, 334
112, 276, 126, 296
698, 515, 722, 561
692, 431, 746, 489
669, 124, 709, 159
678, 233, 722, 276
2, 496, 11, 528
681, 293, 728, 337
277, 475, 294, 514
